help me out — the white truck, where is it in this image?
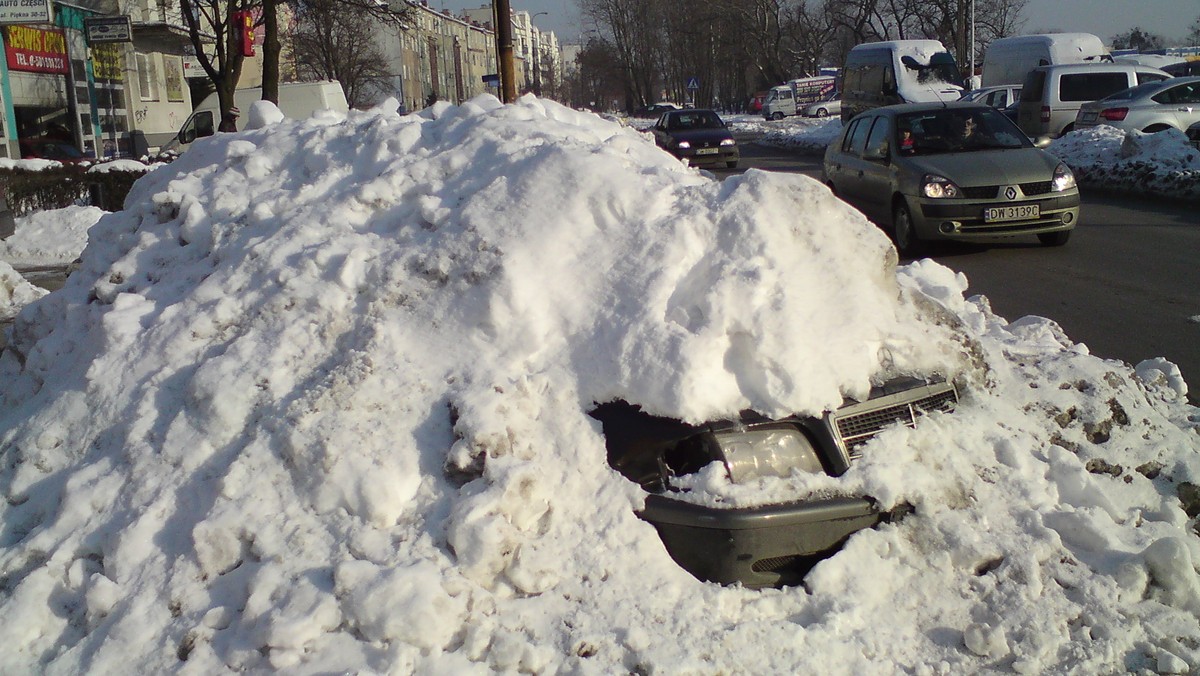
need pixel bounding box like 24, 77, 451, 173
164, 81, 350, 153
762, 76, 837, 120
981, 33, 1111, 88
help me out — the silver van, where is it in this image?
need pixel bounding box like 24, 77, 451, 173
840, 40, 964, 123
1017, 63, 1170, 138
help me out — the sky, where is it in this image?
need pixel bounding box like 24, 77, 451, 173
2, 95, 1200, 673
438, 0, 1198, 47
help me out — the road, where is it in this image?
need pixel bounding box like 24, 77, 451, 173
724, 136, 1200, 403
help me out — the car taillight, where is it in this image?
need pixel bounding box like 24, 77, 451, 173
1040, 106, 1051, 123
1100, 108, 1129, 121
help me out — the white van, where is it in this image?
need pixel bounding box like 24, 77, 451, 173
981, 33, 1111, 88
164, 81, 349, 153
1016, 62, 1170, 138
840, 40, 964, 123
762, 76, 837, 119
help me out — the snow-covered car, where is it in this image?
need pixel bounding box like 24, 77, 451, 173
650, 108, 739, 169
1075, 77, 1200, 135
824, 102, 1080, 256
802, 95, 842, 118
592, 377, 958, 587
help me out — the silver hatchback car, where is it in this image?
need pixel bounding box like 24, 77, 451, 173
824, 102, 1081, 256
1075, 77, 1200, 134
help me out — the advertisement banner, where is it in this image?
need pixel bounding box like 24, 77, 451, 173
0, 0, 52, 25
92, 43, 123, 82
4, 25, 69, 74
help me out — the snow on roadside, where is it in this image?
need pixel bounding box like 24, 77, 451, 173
1048, 125, 1200, 201
0, 205, 105, 267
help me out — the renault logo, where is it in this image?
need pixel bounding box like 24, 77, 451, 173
1004, 186, 1018, 200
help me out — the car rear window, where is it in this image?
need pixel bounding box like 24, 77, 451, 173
1023, 70, 1046, 99
1058, 72, 1132, 102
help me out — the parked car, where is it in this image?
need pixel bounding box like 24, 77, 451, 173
959, 84, 1022, 109
19, 138, 89, 163
840, 39, 965, 123
1074, 77, 1200, 134
824, 102, 1080, 256
1163, 60, 1200, 77
592, 376, 959, 587
632, 102, 681, 118
981, 33, 1110, 88
1188, 120, 1200, 149
1016, 62, 1170, 138
802, 93, 842, 118
651, 109, 739, 169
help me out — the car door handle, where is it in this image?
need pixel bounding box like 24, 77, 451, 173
857, 170, 865, 178
1179, 107, 1193, 112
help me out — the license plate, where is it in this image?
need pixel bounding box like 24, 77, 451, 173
695, 148, 719, 155
1081, 112, 1098, 123
984, 204, 1039, 222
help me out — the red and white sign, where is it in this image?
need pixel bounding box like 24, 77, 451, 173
4, 25, 69, 74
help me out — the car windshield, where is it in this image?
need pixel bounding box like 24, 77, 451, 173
896, 108, 1031, 155
905, 52, 965, 87
667, 111, 726, 131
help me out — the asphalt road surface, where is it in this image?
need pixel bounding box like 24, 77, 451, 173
726, 136, 1200, 404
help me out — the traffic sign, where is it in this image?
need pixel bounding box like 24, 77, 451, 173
686, 77, 700, 90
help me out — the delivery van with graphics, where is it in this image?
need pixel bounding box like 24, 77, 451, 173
164, 81, 349, 153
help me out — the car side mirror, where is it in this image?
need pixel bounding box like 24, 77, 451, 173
1033, 135, 1052, 148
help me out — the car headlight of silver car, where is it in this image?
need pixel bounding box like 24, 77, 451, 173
676, 140, 691, 149
720, 138, 736, 147
1052, 163, 1076, 192
921, 174, 961, 199
707, 425, 825, 483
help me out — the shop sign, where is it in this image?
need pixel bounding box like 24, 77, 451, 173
0, 0, 51, 25
4, 25, 69, 74
84, 16, 132, 44
92, 43, 123, 82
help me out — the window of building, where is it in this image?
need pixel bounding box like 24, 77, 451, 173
137, 53, 160, 101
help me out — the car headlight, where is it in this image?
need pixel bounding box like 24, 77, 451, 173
1052, 163, 1076, 192
709, 425, 824, 483
676, 140, 691, 149
720, 138, 736, 147
921, 174, 961, 199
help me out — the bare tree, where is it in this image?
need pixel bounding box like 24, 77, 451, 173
288, 0, 395, 107
179, 0, 258, 122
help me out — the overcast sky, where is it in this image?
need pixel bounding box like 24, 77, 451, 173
438, 0, 1197, 47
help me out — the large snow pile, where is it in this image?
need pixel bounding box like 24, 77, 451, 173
2, 95, 1199, 674
1049, 125, 1200, 201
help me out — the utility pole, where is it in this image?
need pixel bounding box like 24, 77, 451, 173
494, 0, 517, 103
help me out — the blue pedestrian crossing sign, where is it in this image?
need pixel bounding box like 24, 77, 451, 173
686, 77, 700, 90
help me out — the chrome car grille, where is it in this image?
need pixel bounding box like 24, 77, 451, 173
829, 381, 959, 459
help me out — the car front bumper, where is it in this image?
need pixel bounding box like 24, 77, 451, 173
640, 494, 906, 588
915, 191, 1080, 240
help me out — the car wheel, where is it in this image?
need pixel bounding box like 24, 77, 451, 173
816, 108, 828, 118
771, 112, 784, 121
1142, 124, 1172, 133
726, 161, 738, 169
825, 181, 837, 196
1038, 230, 1071, 246
1061, 123, 1075, 136
892, 200, 925, 258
